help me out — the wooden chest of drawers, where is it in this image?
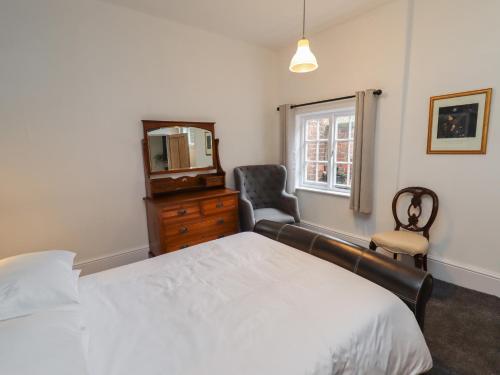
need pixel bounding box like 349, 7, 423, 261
145, 188, 239, 256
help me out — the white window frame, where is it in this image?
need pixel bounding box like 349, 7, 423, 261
297, 107, 355, 196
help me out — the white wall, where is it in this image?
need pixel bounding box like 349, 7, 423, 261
399, 0, 500, 279
0, 0, 279, 264
277, 0, 500, 294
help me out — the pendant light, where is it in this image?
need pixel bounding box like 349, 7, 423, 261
289, 0, 318, 73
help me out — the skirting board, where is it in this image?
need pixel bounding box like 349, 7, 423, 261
300, 221, 500, 298
74, 246, 149, 276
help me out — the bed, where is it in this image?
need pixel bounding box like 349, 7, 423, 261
79, 222, 433, 375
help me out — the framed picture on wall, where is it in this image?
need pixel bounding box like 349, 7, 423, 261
205, 131, 213, 156
427, 88, 492, 154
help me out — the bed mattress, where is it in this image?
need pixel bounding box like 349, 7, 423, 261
80, 232, 432, 375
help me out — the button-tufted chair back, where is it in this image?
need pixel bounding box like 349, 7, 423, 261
234, 165, 287, 209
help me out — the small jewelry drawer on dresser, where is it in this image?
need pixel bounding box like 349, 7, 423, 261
162, 202, 200, 223
200, 195, 238, 215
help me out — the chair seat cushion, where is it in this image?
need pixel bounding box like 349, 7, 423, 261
372, 231, 429, 255
254, 208, 296, 225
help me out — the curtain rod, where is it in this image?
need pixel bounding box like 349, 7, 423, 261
276, 89, 382, 111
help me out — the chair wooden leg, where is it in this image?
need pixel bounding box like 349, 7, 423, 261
423, 254, 428, 271
369, 241, 377, 251
414, 254, 423, 269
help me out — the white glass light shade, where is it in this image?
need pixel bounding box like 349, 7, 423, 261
289, 38, 318, 73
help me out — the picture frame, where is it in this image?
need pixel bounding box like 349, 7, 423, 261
205, 131, 213, 156
427, 88, 492, 154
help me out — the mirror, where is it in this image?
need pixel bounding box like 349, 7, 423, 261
146, 125, 214, 174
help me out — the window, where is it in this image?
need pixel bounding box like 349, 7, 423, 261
298, 108, 355, 195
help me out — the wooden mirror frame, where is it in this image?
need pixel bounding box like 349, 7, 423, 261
142, 120, 216, 176
141, 120, 225, 198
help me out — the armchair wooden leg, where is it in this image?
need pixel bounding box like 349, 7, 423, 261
393, 253, 398, 260
369, 241, 377, 251
414, 254, 423, 269
423, 254, 428, 271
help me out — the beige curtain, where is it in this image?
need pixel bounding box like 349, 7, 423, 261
279, 104, 297, 193
349, 90, 379, 214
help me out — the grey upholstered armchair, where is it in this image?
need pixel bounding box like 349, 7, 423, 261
234, 165, 300, 231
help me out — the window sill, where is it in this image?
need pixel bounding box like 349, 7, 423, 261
296, 186, 350, 198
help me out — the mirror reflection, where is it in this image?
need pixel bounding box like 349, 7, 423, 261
148, 127, 214, 173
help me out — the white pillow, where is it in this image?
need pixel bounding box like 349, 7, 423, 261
0, 250, 79, 320
0, 310, 89, 375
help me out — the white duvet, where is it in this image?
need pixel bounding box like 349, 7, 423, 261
80, 232, 432, 375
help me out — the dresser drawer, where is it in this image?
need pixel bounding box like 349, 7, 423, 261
165, 229, 238, 252
164, 211, 237, 238
165, 237, 207, 252
162, 202, 201, 223
200, 195, 237, 216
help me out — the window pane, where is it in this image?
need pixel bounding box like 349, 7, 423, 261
350, 117, 355, 138
347, 165, 352, 187
319, 118, 330, 139
317, 163, 328, 182
336, 141, 349, 162
318, 141, 328, 161
336, 116, 350, 138
306, 162, 317, 182
337, 122, 349, 139
336, 164, 349, 185
306, 119, 318, 141
348, 141, 354, 162
306, 143, 317, 161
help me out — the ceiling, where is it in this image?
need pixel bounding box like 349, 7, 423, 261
99, 0, 393, 48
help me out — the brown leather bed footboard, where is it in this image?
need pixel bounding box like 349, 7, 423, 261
253, 220, 433, 330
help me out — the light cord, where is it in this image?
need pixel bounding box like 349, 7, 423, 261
302, 0, 306, 38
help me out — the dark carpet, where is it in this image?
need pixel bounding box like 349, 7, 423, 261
425, 279, 500, 375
